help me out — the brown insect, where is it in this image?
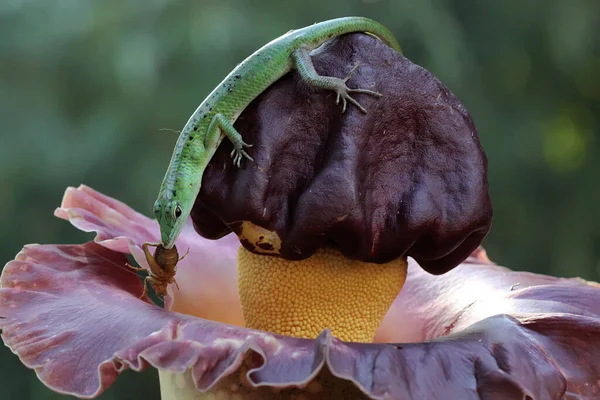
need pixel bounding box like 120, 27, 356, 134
127, 242, 189, 298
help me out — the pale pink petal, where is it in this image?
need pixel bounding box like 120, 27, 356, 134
2, 242, 600, 398
54, 185, 243, 326
54, 185, 158, 253
376, 248, 600, 341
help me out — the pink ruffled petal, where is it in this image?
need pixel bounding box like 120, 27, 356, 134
54, 185, 156, 253
54, 185, 243, 326
376, 249, 600, 342
2, 242, 600, 399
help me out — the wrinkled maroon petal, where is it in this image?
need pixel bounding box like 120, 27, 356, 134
191, 33, 492, 275
54, 185, 243, 325
2, 242, 600, 399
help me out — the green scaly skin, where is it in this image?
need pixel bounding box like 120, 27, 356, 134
154, 17, 402, 249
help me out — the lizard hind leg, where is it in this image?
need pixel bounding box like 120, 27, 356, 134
337, 63, 382, 113
292, 47, 382, 114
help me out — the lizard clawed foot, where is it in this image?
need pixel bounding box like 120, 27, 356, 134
230, 141, 254, 168
334, 63, 382, 113
343, 62, 361, 83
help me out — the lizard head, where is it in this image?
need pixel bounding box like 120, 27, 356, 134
153, 193, 190, 250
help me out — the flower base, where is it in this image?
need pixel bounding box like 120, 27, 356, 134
158, 360, 371, 399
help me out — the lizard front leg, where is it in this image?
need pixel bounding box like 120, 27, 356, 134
205, 114, 253, 168
292, 47, 382, 113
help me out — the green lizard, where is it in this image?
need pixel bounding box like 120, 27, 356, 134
154, 16, 402, 250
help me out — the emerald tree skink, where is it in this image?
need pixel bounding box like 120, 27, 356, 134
153, 16, 402, 250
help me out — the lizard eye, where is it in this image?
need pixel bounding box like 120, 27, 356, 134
174, 205, 182, 219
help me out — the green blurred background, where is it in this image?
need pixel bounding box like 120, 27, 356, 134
1, 0, 599, 398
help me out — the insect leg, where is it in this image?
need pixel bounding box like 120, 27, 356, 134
142, 242, 168, 277
139, 276, 150, 299
126, 262, 146, 272
178, 248, 191, 262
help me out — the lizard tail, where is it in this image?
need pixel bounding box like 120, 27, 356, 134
303, 16, 402, 54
